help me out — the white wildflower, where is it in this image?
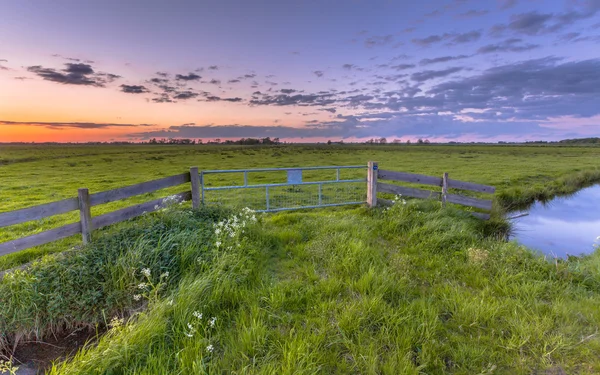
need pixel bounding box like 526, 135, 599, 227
109, 317, 124, 329
161, 271, 169, 278
209, 317, 217, 328
137, 283, 147, 289
206, 344, 214, 353
167, 299, 174, 306
215, 241, 221, 248
133, 294, 141, 301
141, 268, 151, 277
193, 311, 203, 319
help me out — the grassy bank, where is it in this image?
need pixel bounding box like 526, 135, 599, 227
2, 201, 599, 374
2, 144, 600, 270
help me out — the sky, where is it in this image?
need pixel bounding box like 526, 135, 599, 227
1, 0, 599, 143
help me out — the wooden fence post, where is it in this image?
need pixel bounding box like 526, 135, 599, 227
441, 172, 448, 208
190, 167, 201, 209
367, 161, 378, 207
78, 188, 93, 245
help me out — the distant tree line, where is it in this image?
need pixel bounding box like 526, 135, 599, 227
145, 137, 282, 145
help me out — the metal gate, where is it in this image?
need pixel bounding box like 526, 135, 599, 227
201, 165, 367, 212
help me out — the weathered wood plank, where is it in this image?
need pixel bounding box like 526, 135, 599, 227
92, 191, 191, 229
377, 170, 442, 187
446, 193, 493, 210
89, 173, 191, 206
470, 212, 491, 220
0, 198, 79, 228
447, 179, 496, 194
78, 188, 93, 245
190, 167, 201, 209
0, 222, 81, 256
367, 161, 378, 207
377, 182, 440, 200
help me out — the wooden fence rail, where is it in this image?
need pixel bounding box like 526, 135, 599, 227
0, 168, 200, 256
0, 161, 496, 257
370, 163, 496, 220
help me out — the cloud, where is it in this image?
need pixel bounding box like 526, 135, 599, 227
390, 64, 416, 71
280, 89, 297, 94
456, 9, 489, 18
208, 65, 219, 70
419, 55, 470, 66
208, 79, 221, 85
477, 38, 539, 53
493, 8, 600, 37
173, 91, 199, 100
0, 120, 152, 129
410, 67, 464, 82
156, 72, 169, 77
175, 73, 201, 81
228, 79, 241, 83
412, 30, 481, 46
249, 92, 336, 107
313, 70, 324, 77
26, 63, 120, 87
120, 84, 149, 94
364, 35, 394, 47
342, 63, 355, 70
199, 95, 243, 102
498, 0, 517, 10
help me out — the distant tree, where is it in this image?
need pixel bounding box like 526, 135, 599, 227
424, 139, 430, 144
379, 137, 387, 144
327, 140, 332, 145
417, 138, 424, 144
406, 139, 411, 144
393, 139, 402, 144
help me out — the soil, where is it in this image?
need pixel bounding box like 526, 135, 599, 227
7, 327, 101, 375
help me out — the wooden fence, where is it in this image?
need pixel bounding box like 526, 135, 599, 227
0, 162, 495, 257
366, 161, 495, 220
0, 167, 202, 257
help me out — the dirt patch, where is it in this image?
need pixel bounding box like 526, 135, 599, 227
7, 327, 101, 374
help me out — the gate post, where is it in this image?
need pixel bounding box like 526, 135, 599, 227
190, 167, 201, 209
367, 161, 378, 207
441, 172, 448, 208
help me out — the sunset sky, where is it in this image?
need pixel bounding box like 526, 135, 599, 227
1, 0, 599, 143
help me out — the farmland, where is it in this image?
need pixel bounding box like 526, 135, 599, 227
1, 143, 600, 374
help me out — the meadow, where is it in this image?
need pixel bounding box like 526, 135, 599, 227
1, 143, 600, 374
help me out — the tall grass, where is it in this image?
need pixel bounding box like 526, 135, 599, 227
1, 201, 595, 373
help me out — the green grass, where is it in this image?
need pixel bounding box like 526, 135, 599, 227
1, 144, 600, 373
1, 202, 598, 374
2, 144, 600, 270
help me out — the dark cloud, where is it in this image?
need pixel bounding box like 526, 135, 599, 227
199, 95, 243, 102
156, 72, 169, 77
319, 108, 337, 113
342, 63, 355, 70
493, 7, 600, 37
456, 9, 489, 18
280, 89, 297, 94
412, 30, 481, 46
410, 67, 464, 82
149, 77, 169, 84
208, 65, 219, 70
0, 120, 152, 129
402, 27, 416, 33
390, 64, 416, 71
120, 84, 149, 94
173, 91, 199, 100
14, 76, 29, 80
249, 92, 336, 107
244, 74, 257, 79
152, 94, 174, 103
419, 55, 469, 66
364, 35, 394, 47
313, 70, 324, 77
228, 79, 241, 83
175, 73, 201, 81
208, 79, 221, 85
477, 38, 540, 53
391, 54, 412, 61
26, 63, 120, 87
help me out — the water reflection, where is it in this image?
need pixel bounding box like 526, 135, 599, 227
512, 185, 600, 258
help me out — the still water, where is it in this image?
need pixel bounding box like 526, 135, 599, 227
512, 185, 600, 258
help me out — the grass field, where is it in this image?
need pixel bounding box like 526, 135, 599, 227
1, 144, 600, 374
2, 143, 600, 270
